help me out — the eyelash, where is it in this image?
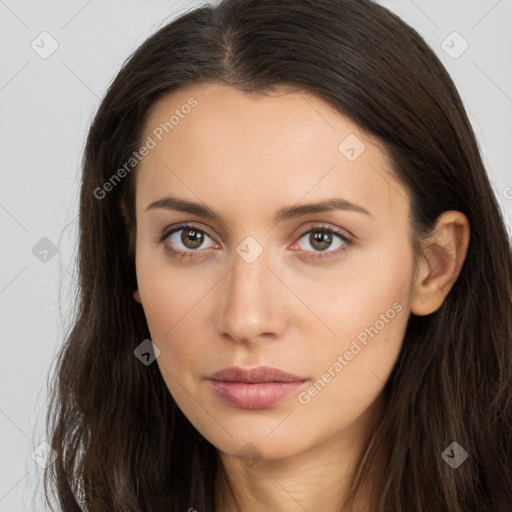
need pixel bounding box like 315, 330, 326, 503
156, 223, 353, 261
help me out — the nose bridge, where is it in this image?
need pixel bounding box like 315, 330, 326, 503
230, 246, 268, 302
217, 241, 284, 341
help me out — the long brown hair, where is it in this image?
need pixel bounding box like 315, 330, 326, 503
44, 0, 512, 510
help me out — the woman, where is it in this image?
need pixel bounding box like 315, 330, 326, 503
44, 0, 512, 510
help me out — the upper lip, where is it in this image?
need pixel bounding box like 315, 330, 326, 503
208, 366, 307, 383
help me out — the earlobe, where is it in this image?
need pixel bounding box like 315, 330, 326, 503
133, 289, 142, 303
410, 211, 470, 316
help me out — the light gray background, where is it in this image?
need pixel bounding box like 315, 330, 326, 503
1, 1, 511, 510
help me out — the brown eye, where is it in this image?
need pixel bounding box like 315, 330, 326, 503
309, 230, 333, 251
295, 226, 350, 256
160, 224, 216, 256
180, 228, 204, 249
292, 224, 354, 260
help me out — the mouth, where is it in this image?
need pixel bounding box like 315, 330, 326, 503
208, 366, 308, 409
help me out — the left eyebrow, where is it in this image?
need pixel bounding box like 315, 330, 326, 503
145, 195, 372, 223
273, 197, 372, 222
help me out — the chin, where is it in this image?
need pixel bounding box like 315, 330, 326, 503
194, 418, 306, 461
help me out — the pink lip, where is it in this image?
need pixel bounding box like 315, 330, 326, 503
208, 366, 308, 409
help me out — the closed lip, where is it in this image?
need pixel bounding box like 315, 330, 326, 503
208, 366, 307, 383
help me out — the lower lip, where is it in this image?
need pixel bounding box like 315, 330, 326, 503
209, 380, 306, 409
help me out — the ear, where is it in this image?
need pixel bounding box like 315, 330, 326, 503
411, 211, 470, 316
133, 289, 142, 303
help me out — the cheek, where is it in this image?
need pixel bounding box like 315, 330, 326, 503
135, 251, 216, 383
292, 300, 409, 442
292, 228, 413, 339
298, 240, 413, 409
136, 241, 205, 333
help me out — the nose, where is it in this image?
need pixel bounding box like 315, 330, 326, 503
215, 247, 288, 344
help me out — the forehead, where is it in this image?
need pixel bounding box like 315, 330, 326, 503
135, 82, 408, 225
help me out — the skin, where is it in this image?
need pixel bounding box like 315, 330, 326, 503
132, 82, 469, 511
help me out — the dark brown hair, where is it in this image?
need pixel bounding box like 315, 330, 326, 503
44, 0, 512, 510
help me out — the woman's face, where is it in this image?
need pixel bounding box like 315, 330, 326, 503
134, 82, 416, 462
